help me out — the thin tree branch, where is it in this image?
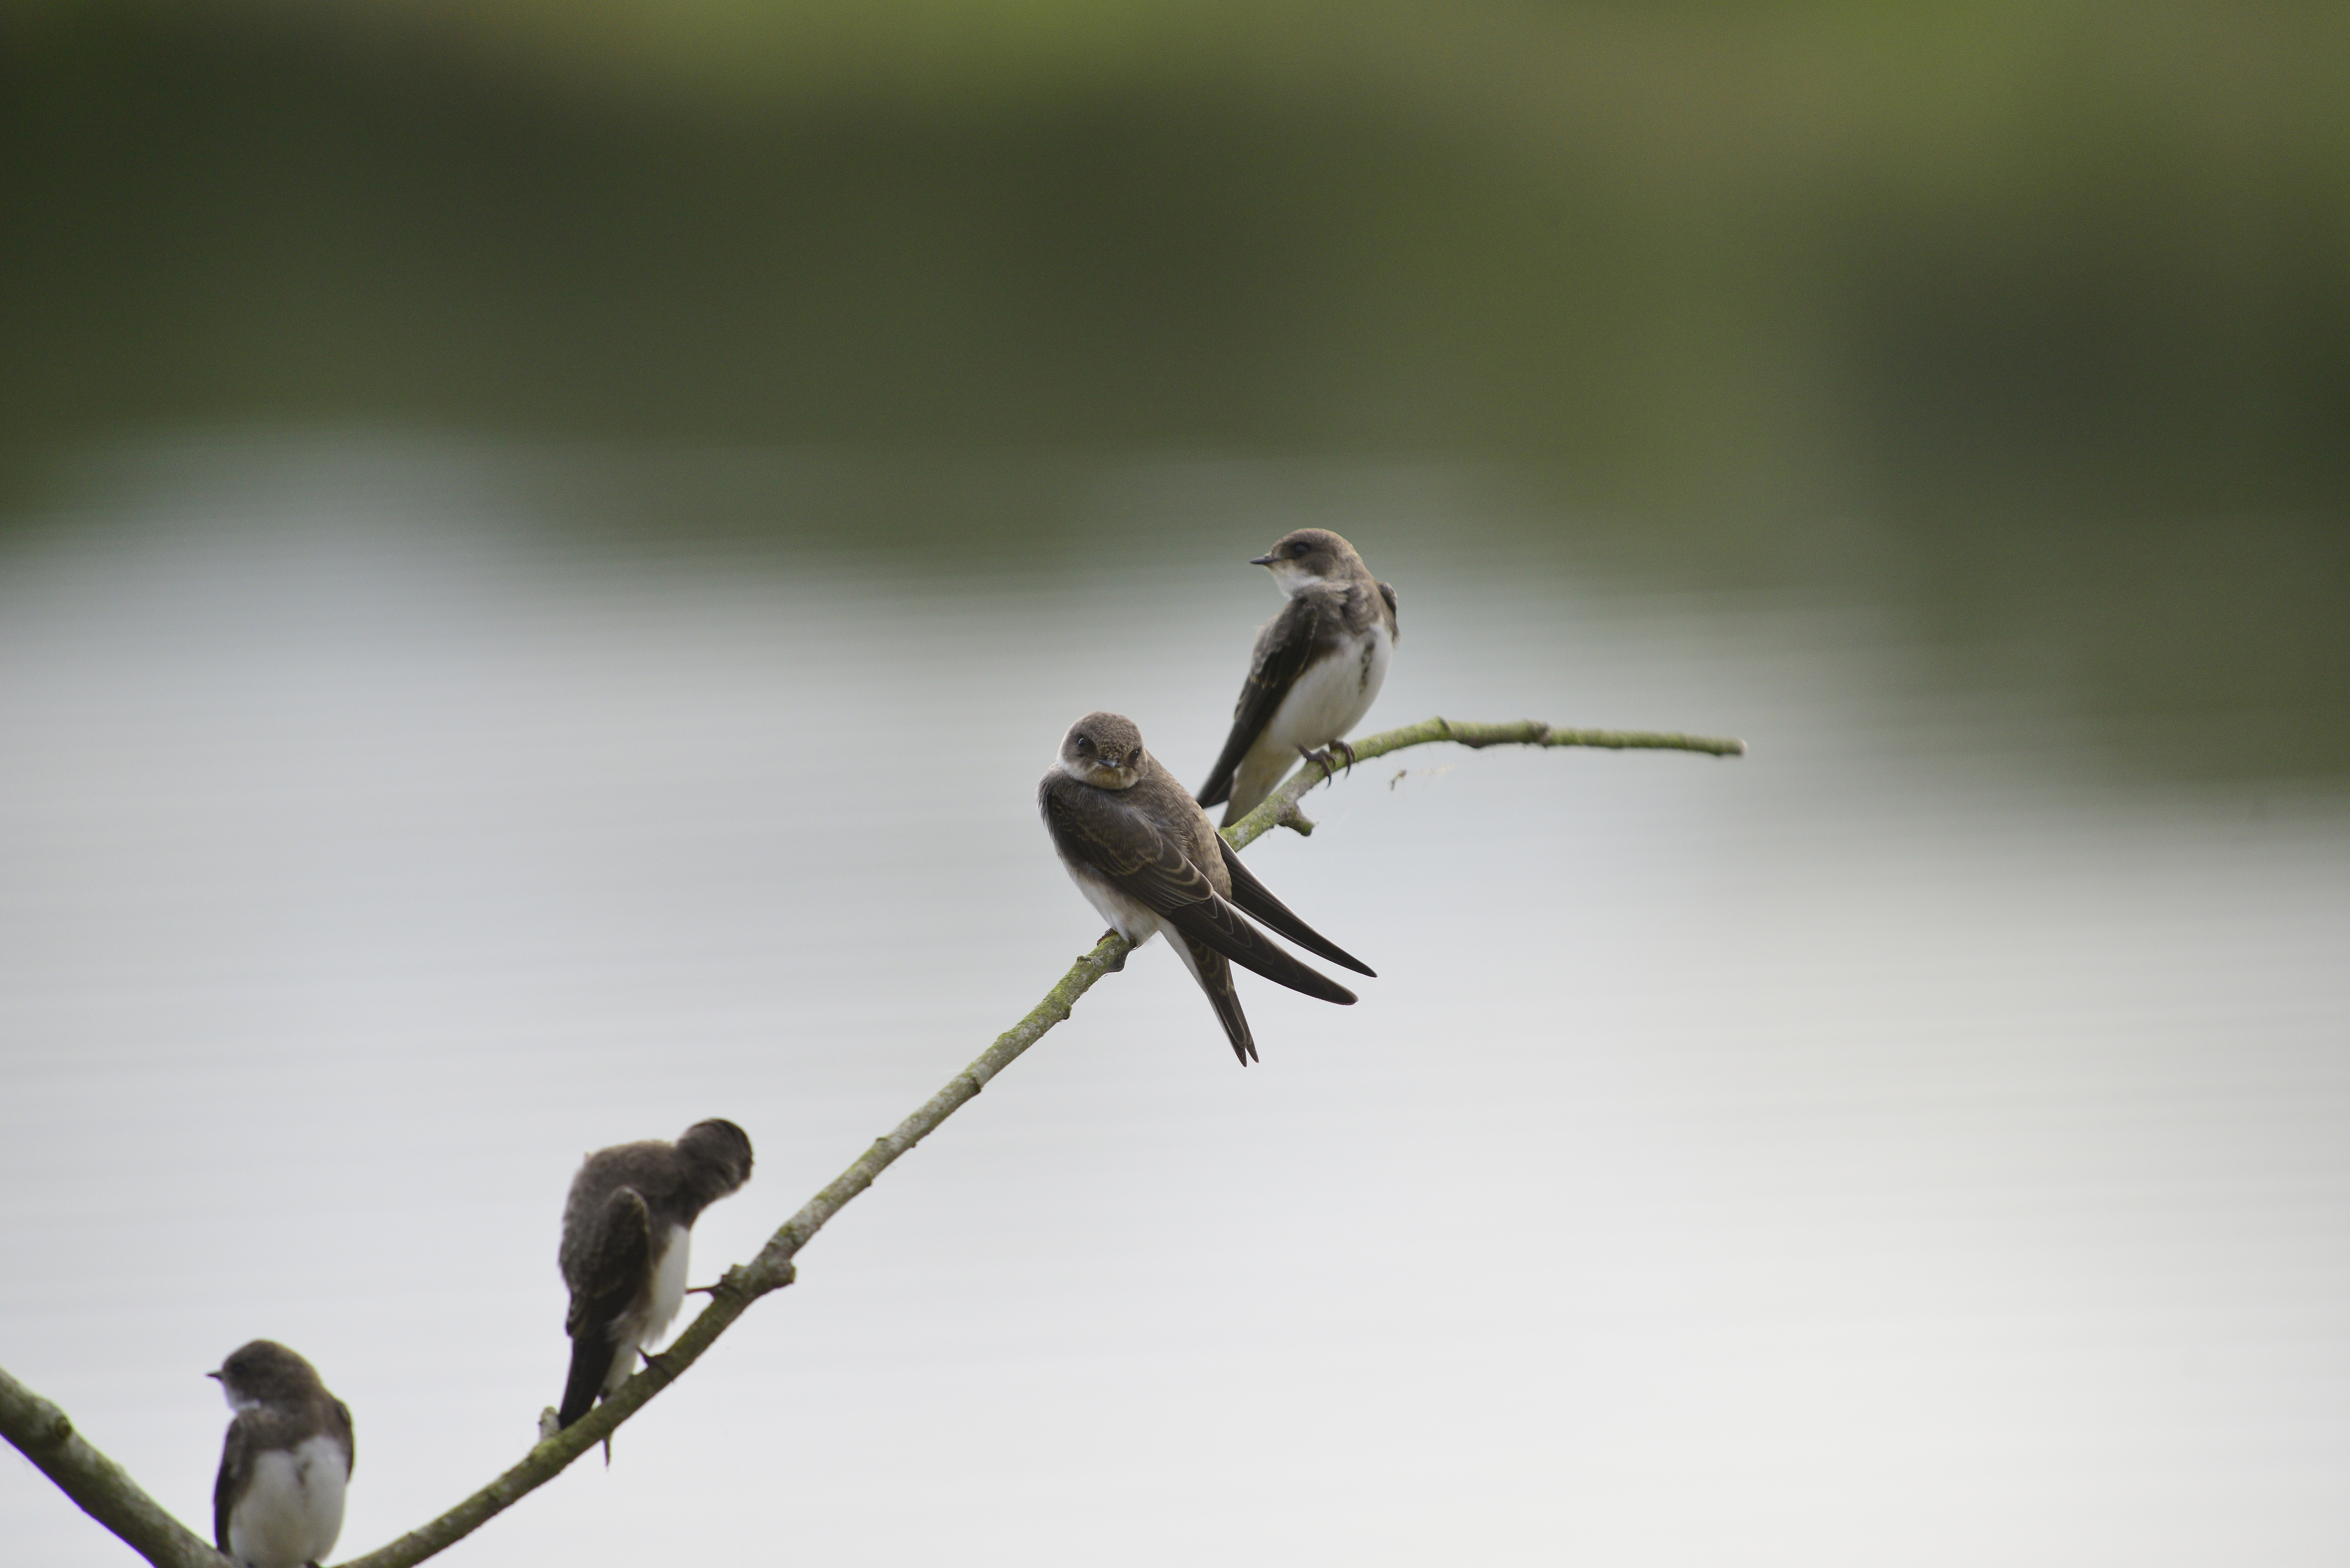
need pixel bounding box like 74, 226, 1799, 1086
0, 1366, 225, 1568
1221, 717, 1745, 842
3, 714, 1742, 1568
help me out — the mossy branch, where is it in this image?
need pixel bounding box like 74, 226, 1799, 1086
0, 1367, 225, 1568
0, 714, 1741, 1568
1223, 716, 1744, 842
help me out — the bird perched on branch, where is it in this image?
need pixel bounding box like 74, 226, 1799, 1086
1042, 710, 1373, 1063
1196, 528, 1397, 827
557, 1118, 754, 1431
210, 1339, 353, 1568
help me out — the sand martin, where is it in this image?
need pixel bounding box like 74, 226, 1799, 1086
1041, 711, 1374, 1064
209, 1340, 354, 1568
1196, 528, 1398, 827
557, 1118, 754, 1430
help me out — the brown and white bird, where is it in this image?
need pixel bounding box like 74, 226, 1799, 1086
1041, 711, 1373, 1063
1196, 528, 1398, 827
210, 1339, 353, 1568
556, 1118, 754, 1430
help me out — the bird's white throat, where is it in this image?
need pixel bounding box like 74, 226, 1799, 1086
1058, 755, 1138, 788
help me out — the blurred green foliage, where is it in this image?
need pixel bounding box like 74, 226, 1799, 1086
1, 0, 2343, 775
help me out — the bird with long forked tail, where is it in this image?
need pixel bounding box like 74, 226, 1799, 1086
1042, 710, 1373, 1064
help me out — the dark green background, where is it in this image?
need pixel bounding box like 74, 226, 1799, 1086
4, 0, 2344, 777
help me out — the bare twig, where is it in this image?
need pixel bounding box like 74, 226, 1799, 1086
2, 714, 1741, 1568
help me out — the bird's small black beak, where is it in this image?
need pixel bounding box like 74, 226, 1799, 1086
1248, 553, 1276, 566
205, 1370, 223, 1382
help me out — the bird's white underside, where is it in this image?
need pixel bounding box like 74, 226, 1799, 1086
1057, 861, 1226, 995
1059, 860, 1164, 952
604, 1221, 693, 1397
226, 1435, 347, 1568
1231, 620, 1393, 810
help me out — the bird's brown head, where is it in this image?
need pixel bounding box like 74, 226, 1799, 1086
678, 1118, 755, 1198
1249, 528, 1362, 590
209, 1340, 327, 1412
1059, 712, 1148, 789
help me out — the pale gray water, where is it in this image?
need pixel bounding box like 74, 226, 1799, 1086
3, 438, 2347, 1565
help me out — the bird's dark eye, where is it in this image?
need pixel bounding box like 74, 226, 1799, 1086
1074, 734, 1091, 750
1290, 541, 1310, 556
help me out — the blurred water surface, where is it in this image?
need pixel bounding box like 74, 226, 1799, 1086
2, 436, 2346, 1565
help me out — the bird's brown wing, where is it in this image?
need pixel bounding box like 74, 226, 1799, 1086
1196, 596, 1320, 808
562, 1185, 652, 1328
1042, 778, 1356, 1005
213, 1419, 248, 1552
557, 1186, 652, 1428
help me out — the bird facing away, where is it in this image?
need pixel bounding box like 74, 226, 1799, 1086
1196, 528, 1398, 827
1041, 710, 1374, 1064
210, 1339, 354, 1568
557, 1118, 754, 1430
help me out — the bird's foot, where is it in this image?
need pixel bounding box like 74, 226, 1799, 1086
1097, 930, 1126, 970
1297, 740, 1358, 781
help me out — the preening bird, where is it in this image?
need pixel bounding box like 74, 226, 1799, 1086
557, 1118, 754, 1431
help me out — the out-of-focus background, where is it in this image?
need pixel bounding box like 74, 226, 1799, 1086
3, 3, 2346, 1564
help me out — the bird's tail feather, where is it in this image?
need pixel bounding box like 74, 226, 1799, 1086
1180, 904, 1358, 1004
1182, 938, 1260, 1065
557, 1334, 619, 1429
1217, 841, 1376, 976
